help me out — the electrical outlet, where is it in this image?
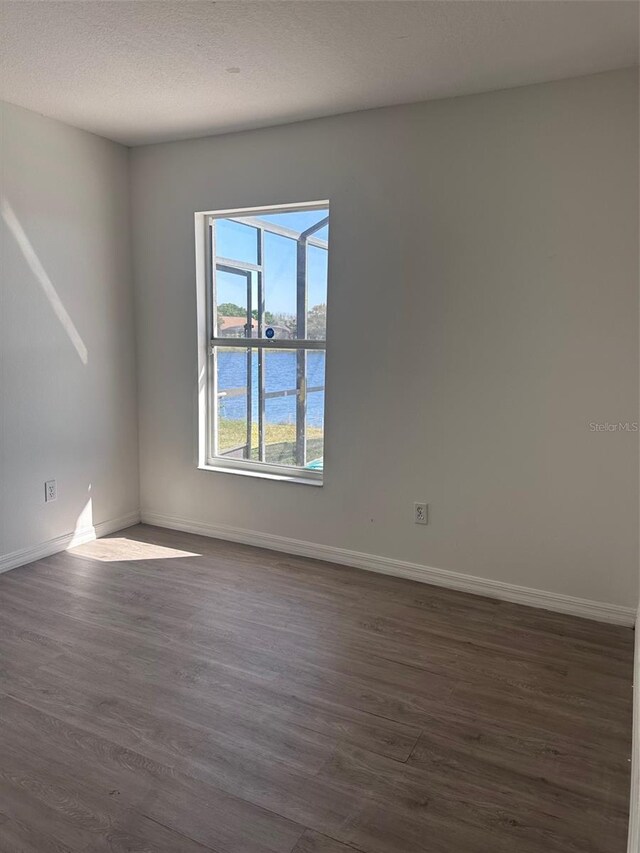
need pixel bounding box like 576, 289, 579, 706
45, 480, 57, 503
414, 502, 428, 525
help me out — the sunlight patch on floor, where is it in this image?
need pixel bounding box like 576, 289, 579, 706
70, 537, 200, 562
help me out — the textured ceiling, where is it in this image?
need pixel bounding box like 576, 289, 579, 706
0, 1, 638, 146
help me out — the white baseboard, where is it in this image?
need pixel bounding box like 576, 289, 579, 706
629, 612, 640, 853
141, 510, 636, 627
0, 510, 141, 575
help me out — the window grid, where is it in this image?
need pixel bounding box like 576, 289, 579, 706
207, 205, 328, 479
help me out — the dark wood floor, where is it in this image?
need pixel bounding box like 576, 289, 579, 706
0, 524, 634, 853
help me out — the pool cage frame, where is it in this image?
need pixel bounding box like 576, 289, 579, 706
205, 202, 329, 481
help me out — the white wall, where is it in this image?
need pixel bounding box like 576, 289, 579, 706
131, 68, 638, 609
0, 101, 139, 560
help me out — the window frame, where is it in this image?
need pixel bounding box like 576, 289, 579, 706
195, 201, 329, 486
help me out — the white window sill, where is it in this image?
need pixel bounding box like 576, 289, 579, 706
198, 463, 323, 487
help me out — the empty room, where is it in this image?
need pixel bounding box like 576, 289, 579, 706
0, 2, 639, 852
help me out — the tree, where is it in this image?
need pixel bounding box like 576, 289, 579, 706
217, 303, 325, 337
251, 308, 276, 324
306, 303, 327, 340
218, 302, 246, 317
272, 312, 296, 334
217, 303, 276, 324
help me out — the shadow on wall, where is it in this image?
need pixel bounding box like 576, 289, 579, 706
1, 196, 88, 364
0, 196, 92, 562
0, 485, 102, 569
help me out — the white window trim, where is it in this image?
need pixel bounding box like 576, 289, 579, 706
194, 200, 329, 485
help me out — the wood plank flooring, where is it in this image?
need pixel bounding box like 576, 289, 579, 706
0, 523, 634, 853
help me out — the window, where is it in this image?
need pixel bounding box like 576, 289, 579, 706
196, 202, 329, 484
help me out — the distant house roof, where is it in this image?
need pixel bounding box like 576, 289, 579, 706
217, 316, 292, 339
218, 316, 255, 337
218, 316, 254, 331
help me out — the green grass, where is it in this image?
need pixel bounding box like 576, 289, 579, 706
218, 419, 323, 466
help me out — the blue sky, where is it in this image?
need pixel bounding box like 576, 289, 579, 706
214, 210, 328, 317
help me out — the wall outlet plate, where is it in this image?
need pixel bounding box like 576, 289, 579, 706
414, 502, 428, 525
45, 480, 57, 502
